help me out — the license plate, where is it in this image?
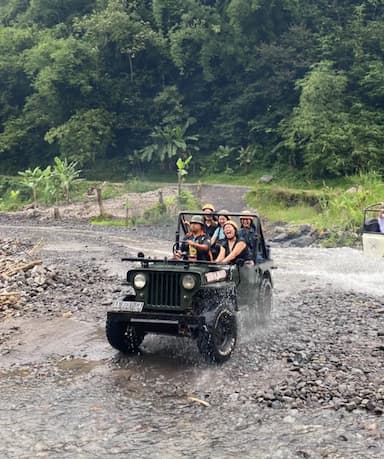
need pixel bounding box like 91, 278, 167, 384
113, 299, 144, 312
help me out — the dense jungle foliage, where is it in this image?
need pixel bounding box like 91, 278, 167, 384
0, 0, 384, 180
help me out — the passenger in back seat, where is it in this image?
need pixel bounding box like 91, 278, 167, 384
216, 220, 253, 265
239, 211, 257, 249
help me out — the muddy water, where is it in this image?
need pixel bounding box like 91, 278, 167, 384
274, 246, 384, 299
0, 223, 383, 458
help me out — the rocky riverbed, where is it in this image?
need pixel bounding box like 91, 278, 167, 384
0, 212, 383, 458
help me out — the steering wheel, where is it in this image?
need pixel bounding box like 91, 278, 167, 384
172, 243, 189, 260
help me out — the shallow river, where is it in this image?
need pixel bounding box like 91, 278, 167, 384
0, 224, 383, 458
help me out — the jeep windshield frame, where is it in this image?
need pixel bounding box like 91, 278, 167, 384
121, 210, 271, 267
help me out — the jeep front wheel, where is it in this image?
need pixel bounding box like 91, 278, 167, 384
198, 306, 237, 363
106, 319, 145, 353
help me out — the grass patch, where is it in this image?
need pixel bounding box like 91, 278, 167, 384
73, 178, 160, 202
196, 167, 378, 190
255, 203, 319, 225
90, 216, 130, 227
247, 171, 384, 231
0, 174, 162, 210
248, 186, 328, 208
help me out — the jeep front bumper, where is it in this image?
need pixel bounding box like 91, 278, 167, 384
107, 311, 205, 336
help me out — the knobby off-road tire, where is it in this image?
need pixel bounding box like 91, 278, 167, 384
106, 319, 145, 353
197, 305, 237, 364
257, 277, 272, 326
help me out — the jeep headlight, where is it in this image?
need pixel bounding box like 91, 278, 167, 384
182, 274, 196, 290
133, 273, 146, 289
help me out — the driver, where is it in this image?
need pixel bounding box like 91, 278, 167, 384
175, 215, 212, 261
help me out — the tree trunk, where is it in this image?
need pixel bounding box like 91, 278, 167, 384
125, 207, 130, 226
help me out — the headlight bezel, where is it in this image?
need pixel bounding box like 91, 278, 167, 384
181, 274, 197, 290
133, 272, 147, 289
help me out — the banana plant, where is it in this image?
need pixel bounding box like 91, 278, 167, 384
18, 166, 44, 208
52, 157, 82, 203
176, 155, 192, 199
140, 121, 199, 169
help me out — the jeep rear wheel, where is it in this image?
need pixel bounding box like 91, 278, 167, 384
106, 319, 145, 353
257, 277, 272, 325
198, 306, 237, 363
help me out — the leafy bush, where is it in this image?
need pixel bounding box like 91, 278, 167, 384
0, 176, 30, 211
250, 186, 328, 209
165, 189, 199, 214
247, 172, 384, 232
142, 203, 171, 225
0, 189, 23, 211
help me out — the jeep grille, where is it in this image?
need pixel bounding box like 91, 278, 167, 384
147, 272, 182, 308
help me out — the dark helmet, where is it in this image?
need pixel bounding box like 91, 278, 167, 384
190, 215, 205, 225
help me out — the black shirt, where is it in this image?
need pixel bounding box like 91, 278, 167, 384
220, 237, 252, 263
181, 233, 211, 261
204, 222, 218, 238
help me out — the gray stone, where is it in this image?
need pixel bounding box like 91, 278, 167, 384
258, 175, 274, 183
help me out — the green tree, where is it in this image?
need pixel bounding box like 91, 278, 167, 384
279, 61, 352, 177
140, 121, 199, 169
74, 0, 162, 82
3, 0, 384, 179
23, 34, 99, 118
44, 109, 113, 166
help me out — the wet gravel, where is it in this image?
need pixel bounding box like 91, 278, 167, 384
0, 218, 383, 458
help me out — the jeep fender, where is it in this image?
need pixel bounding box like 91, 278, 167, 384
198, 284, 238, 321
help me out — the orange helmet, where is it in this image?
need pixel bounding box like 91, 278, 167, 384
202, 203, 215, 212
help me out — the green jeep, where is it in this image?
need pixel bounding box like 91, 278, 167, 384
106, 211, 274, 363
